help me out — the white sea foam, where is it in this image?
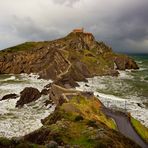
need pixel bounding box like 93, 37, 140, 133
0, 74, 52, 98
3, 76, 16, 81
118, 70, 134, 79
137, 61, 143, 64
0, 96, 56, 138
0, 74, 54, 138
138, 68, 147, 71
76, 76, 148, 127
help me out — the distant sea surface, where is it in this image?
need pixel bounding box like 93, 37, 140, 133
76, 53, 148, 127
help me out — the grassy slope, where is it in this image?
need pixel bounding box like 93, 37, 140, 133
64, 95, 116, 129
68, 48, 113, 76
0, 92, 141, 148
41, 95, 118, 147
0, 41, 49, 55
130, 117, 148, 142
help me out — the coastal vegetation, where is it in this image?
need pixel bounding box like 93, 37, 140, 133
130, 117, 148, 142
0, 30, 146, 147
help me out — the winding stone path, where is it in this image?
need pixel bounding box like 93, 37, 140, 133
102, 107, 148, 148
57, 52, 72, 79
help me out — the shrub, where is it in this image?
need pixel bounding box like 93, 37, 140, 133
74, 115, 84, 122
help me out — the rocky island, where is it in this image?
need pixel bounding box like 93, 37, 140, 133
0, 29, 147, 148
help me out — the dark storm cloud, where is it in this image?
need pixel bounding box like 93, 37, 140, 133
0, 0, 148, 53
89, 0, 148, 53
115, 2, 148, 41
11, 16, 61, 41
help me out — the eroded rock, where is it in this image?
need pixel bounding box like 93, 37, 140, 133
0, 30, 138, 80
114, 55, 139, 70
1, 93, 19, 101
16, 87, 41, 107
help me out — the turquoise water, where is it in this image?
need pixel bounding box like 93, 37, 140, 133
130, 54, 148, 100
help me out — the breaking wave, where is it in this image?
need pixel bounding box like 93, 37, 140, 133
0, 74, 54, 138
76, 55, 148, 127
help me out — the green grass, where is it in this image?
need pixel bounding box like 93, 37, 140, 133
0, 41, 49, 54
61, 95, 117, 130
130, 117, 148, 142
70, 136, 95, 148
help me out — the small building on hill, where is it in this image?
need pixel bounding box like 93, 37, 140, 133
72, 28, 92, 36
73, 28, 84, 33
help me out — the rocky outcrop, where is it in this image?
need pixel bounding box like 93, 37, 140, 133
16, 87, 41, 107
0, 31, 138, 81
0, 84, 144, 147
47, 84, 79, 106
0, 30, 143, 148
23, 86, 140, 148
114, 55, 139, 70
1, 93, 19, 101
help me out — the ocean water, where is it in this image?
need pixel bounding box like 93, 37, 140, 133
0, 74, 55, 138
0, 54, 147, 138
76, 54, 148, 127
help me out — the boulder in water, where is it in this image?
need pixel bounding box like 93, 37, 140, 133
16, 87, 41, 107
1, 93, 19, 101
114, 56, 139, 70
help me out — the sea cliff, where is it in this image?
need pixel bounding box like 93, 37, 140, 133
0, 30, 146, 148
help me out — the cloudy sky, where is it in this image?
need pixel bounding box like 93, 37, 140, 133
0, 0, 148, 53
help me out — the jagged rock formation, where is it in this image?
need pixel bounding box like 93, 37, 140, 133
22, 86, 140, 148
0, 30, 143, 148
16, 87, 41, 107
0, 31, 138, 83
0, 79, 145, 148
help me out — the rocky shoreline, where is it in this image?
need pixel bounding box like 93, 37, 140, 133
0, 84, 142, 148
0, 30, 147, 147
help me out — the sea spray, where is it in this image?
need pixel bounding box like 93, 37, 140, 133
76, 55, 148, 127
0, 74, 55, 138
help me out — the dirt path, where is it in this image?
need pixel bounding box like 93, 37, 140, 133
102, 107, 148, 148
57, 55, 72, 79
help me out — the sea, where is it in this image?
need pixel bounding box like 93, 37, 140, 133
76, 54, 148, 127
0, 54, 147, 138
0, 74, 55, 138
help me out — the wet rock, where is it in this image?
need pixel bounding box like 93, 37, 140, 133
16, 87, 41, 107
45, 83, 52, 89
85, 84, 89, 87
41, 88, 50, 95
114, 56, 139, 70
1, 93, 19, 101
137, 103, 144, 108
44, 99, 53, 106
